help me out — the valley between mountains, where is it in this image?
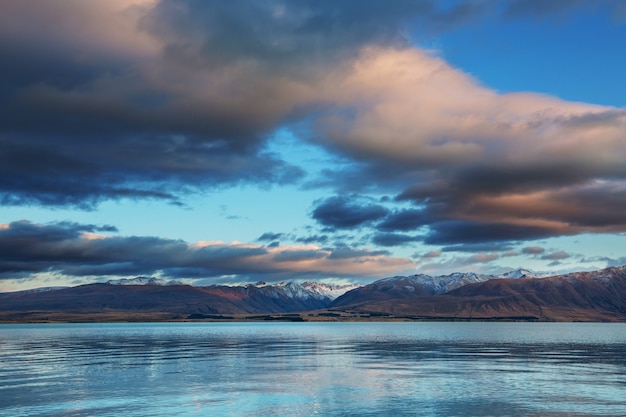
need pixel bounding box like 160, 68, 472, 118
2, 266, 626, 322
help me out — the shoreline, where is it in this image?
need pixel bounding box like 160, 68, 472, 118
2, 310, 614, 324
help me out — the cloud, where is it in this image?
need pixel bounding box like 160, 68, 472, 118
310, 195, 389, 229
272, 249, 326, 263
522, 246, 546, 255
257, 232, 285, 242
441, 242, 516, 253
3, 0, 488, 209
0, 220, 415, 285
423, 221, 554, 245
295, 234, 330, 245
313, 46, 626, 247
541, 250, 571, 261
467, 253, 500, 263
580, 255, 626, 268
415, 250, 442, 260
414, 252, 504, 275
371, 233, 419, 247
376, 209, 429, 231
2, 0, 625, 251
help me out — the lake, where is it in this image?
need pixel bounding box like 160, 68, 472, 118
1, 322, 625, 416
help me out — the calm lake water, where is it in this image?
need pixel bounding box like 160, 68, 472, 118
1, 322, 625, 417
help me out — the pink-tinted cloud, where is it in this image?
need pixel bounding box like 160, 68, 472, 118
0, 221, 415, 290
2, 0, 625, 249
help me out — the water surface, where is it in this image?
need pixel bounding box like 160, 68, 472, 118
1, 322, 625, 416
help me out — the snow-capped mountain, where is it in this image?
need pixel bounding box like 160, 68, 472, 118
106, 277, 183, 286
4, 286, 69, 294
499, 268, 550, 279
4, 266, 626, 321
248, 281, 361, 301
329, 265, 626, 321
101, 270, 546, 304
330, 268, 553, 308
301, 281, 361, 300
369, 268, 549, 295
376, 272, 491, 295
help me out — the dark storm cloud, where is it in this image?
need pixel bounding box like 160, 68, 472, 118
388, 160, 626, 247
371, 233, 419, 247
0, 220, 117, 243
141, 0, 433, 69
3, 0, 575, 210
376, 209, 429, 232
310, 196, 389, 229
0, 220, 413, 281
313, 158, 626, 248
4, 0, 626, 255
0, 220, 265, 278
423, 221, 556, 245
2, 0, 484, 209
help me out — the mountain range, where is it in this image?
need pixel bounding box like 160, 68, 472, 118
1, 266, 625, 322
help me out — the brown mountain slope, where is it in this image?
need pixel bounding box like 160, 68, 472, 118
330, 276, 434, 308
330, 266, 626, 321
0, 283, 331, 316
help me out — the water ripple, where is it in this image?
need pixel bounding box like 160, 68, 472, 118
1, 322, 626, 417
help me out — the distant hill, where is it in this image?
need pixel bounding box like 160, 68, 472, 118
330, 269, 545, 308
2, 267, 626, 322
329, 266, 626, 321
0, 281, 358, 316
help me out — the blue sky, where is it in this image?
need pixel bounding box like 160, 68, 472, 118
1, 0, 626, 291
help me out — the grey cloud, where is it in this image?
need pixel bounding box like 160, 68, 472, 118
424, 221, 555, 245
6, 0, 571, 209
1, 0, 501, 209
414, 250, 441, 260
391, 166, 626, 247
0, 220, 117, 242
0, 220, 411, 282
371, 233, 419, 247
522, 246, 546, 255
311, 196, 389, 229
295, 234, 329, 245
257, 232, 285, 242
376, 209, 429, 232
441, 243, 515, 253
3, 0, 626, 254
580, 256, 626, 267
272, 249, 327, 263
141, 0, 432, 70
541, 250, 571, 261
328, 246, 390, 260
0, 220, 266, 278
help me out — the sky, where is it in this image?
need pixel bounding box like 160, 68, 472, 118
1, 0, 626, 291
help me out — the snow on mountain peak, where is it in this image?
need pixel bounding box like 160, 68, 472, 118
499, 269, 550, 279
106, 277, 183, 286
301, 281, 362, 300
371, 268, 553, 294
245, 281, 361, 300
